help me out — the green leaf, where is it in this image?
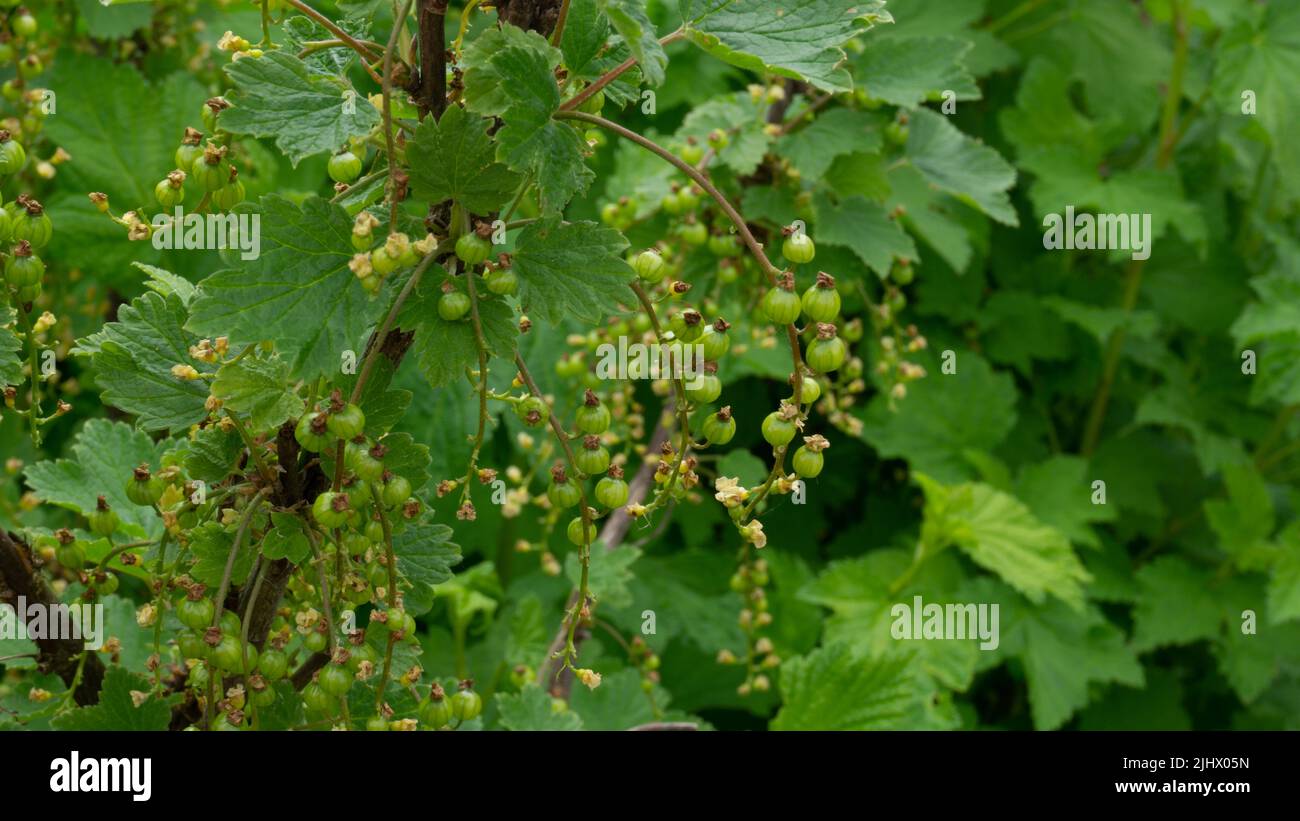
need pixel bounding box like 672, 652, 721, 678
680, 0, 893, 93
398, 266, 518, 388
565, 543, 640, 609
772, 643, 948, 730
560, 0, 610, 79
859, 352, 1017, 482
677, 93, 773, 176
187, 196, 387, 381
905, 107, 1018, 226
0, 325, 21, 387
463, 26, 562, 117
813, 193, 917, 277
407, 105, 523, 213
188, 521, 253, 588
774, 108, 882, 182
486, 44, 594, 212
511, 218, 634, 325
73, 291, 209, 432
261, 512, 311, 564
1213, 3, 1300, 195
210, 352, 306, 432
51, 668, 171, 731
1014, 455, 1116, 549
496, 684, 583, 730
918, 476, 1091, 610
1131, 556, 1222, 651
220, 51, 380, 165
991, 586, 1143, 730
904, 109, 1013, 226
179, 426, 245, 484
567, 668, 656, 729
136, 263, 198, 304
716, 449, 767, 488
853, 35, 979, 107
599, 0, 667, 85
23, 420, 164, 538
393, 522, 462, 587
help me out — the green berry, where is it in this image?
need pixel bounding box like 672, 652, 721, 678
295, 411, 331, 452
800, 272, 841, 323
312, 491, 350, 529
761, 410, 797, 447
761, 283, 802, 325
438, 290, 471, 321
327, 403, 366, 440
792, 446, 824, 478
701, 407, 736, 445
633, 249, 667, 283
567, 514, 596, 546
782, 231, 816, 265
328, 150, 363, 184
177, 596, 215, 630
515, 395, 550, 428
455, 232, 491, 266
595, 476, 629, 509
485, 266, 518, 295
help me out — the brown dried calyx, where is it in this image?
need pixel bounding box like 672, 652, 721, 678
814, 271, 836, 289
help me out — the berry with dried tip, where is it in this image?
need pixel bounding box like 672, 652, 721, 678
761, 272, 801, 325
574, 389, 611, 434
0, 130, 25, 175
88, 496, 119, 538
515, 395, 549, 428
455, 225, 492, 265
575, 434, 611, 476
633, 249, 667, 283
801, 272, 841, 323
805, 324, 847, 373
327, 150, 362, 184
438, 289, 471, 321
701, 406, 736, 445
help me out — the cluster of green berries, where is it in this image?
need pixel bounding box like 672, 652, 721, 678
435, 221, 517, 320
349, 213, 432, 296
417, 680, 483, 730
0, 8, 46, 111
1, 186, 52, 304
168, 115, 245, 212
721, 556, 779, 695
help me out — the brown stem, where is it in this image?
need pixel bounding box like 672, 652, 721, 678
419, 0, 449, 119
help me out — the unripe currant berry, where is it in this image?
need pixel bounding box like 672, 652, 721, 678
678, 218, 708, 246
302, 682, 332, 713
633, 249, 666, 283
438, 288, 471, 321
212, 177, 245, 211
701, 318, 731, 361
327, 150, 363, 184
346, 439, 386, 482
708, 233, 741, 258
701, 406, 736, 445
761, 403, 799, 447
11, 195, 51, 248
566, 513, 597, 546
686, 364, 722, 405
154, 170, 186, 209
792, 440, 827, 478
190, 143, 231, 192
547, 464, 582, 509
176, 593, 215, 630
670, 308, 705, 342
788, 373, 821, 404
55, 540, 86, 572
295, 410, 331, 452
3, 240, 43, 287
451, 682, 483, 721
382, 473, 412, 507
0, 129, 26, 175
88, 496, 119, 537
575, 434, 610, 476
801, 271, 841, 323
325, 404, 364, 442
595, 468, 629, 509
485, 265, 518, 295
174, 128, 204, 171
574, 389, 611, 434
257, 648, 288, 682
213, 635, 258, 672
805, 323, 847, 373
201, 97, 229, 133
421, 691, 453, 728
679, 139, 704, 166
92, 571, 119, 596
312, 491, 351, 529
178, 631, 208, 661
303, 629, 328, 653
12, 10, 36, 38
576, 87, 605, 115
318, 662, 354, 696
782, 227, 816, 265
515, 395, 549, 428
885, 114, 909, 146
760, 273, 801, 325
891, 259, 914, 285
455, 225, 492, 266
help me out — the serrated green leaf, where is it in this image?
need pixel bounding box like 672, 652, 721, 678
220, 51, 380, 165
407, 105, 523, 213
905, 108, 1017, 226
210, 352, 305, 432
187, 196, 387, 381
51, 668, 171, 731
73, 291, 209, 432
397, 266, 518, 389
853, 35, 979, 107
188, 521, 253, 587
774, 108, 882, 182
680, 0, 893, 93
179, 425, 245, 484
600, 0, 667, 85
0, 325, 20, 387
918, 476, 1091, 610
568, 668, 656, 729
772, 643, 947, 730
393, 522, 462, 587
565, 543, 640, 609
813, 193, 916, 277
261, 512, 311, 564
23, 420, 165, 538
496, 684, 583, 730
1132, 556, 1222, 651
511, 218, 633, 324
